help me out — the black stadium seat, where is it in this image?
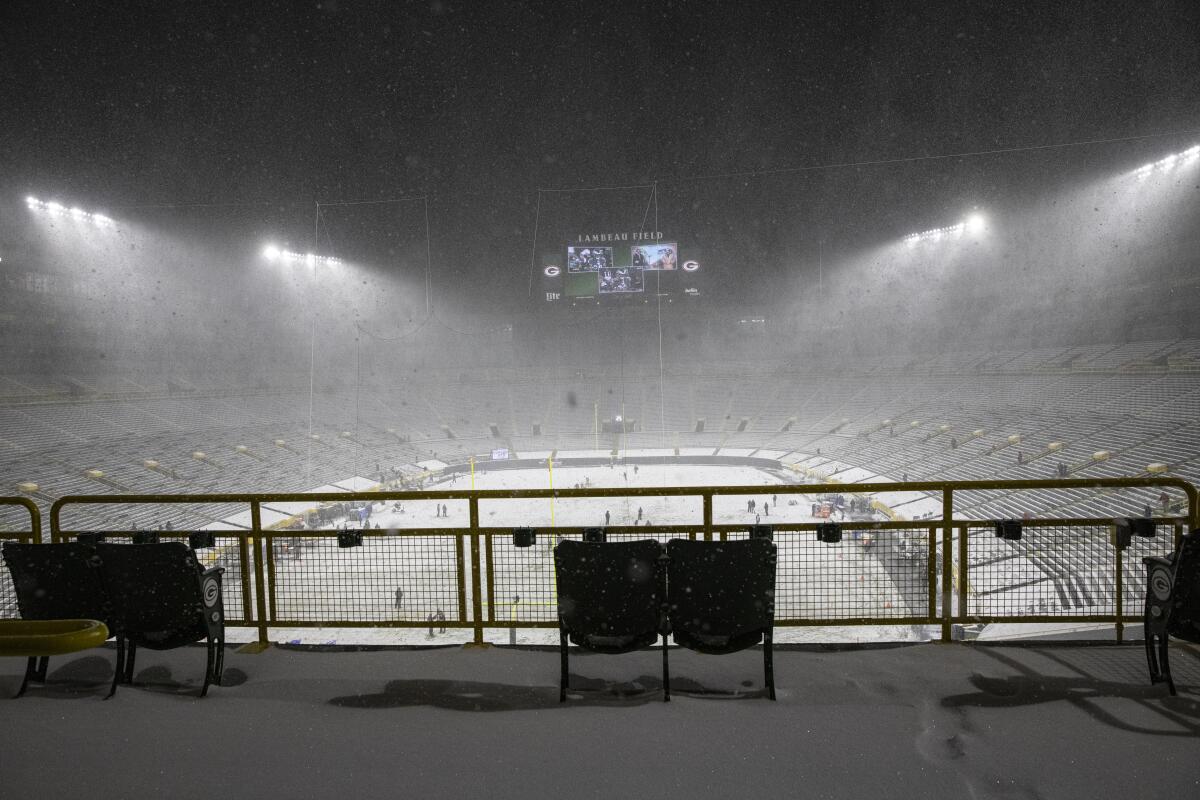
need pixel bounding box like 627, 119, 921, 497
1, 540, 226, 698
2, 541, 115, 697
97, 542, 226, 697
1144, 529, 1200, 695
554, 538, 668, 702
666, 538, 778, 700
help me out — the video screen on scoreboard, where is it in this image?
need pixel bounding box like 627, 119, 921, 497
598, 267, 644, 294
565, 271, 598, 298
631, 242, 678, 270
567, 246, 612, 273
544, 238, 699, 303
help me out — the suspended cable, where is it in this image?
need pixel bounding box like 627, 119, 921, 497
315, 195, 428, 206
355, 315, 435, 342
539, 182, 656, 193
422, 197, 433, 316
526, 189, 542, 298
540, 127, 1200, 190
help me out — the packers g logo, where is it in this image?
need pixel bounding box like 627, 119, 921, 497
203, 577, 219, 607
1150, 567, 1173, 602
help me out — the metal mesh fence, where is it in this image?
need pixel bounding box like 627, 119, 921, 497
0, 537, 21, 619
0, 503, 38, 618
776, 528, 932, 620
267, 533, 462, 625
200, 535, 249, 623
486, 532, 564, 625
1120, 524, 1177, 619
965, 525, 1116, 617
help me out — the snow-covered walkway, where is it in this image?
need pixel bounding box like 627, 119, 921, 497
3, 641, 1198, 798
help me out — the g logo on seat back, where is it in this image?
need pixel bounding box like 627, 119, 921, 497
203, 577, 219, 607
1150, 566, 1174, 602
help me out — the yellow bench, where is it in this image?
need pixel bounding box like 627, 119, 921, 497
0, 619, 110, 697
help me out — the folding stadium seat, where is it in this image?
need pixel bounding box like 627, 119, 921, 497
1143, 529, 1200, 695
3, 540, 228, 698
96, 542, 226, 697
554, 539, 668, 702
665, 538, 778, 700
2, 541, 116, 697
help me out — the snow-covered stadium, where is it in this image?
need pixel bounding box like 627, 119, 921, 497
4, 3, 1200, 797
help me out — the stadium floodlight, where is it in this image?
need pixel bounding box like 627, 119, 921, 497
261, 242, 341, 267
25, 196, 117, 227
903, 212, 986, 245
1135, 144, 1200, 178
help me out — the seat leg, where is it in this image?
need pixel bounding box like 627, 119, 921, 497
1143, 618, 1157, 683
34, 656, 49, 683
15, 657, 36, 698
201, 635, 215, 698
764, 630, 776, 701
124, 640, 137, 684
1145, 630, 1164, 685
107, 637, 125, 699
559, 628, 568, 703
214, 635, 225, 686
662, 634, 670, 702
1158, 635, 1176, 697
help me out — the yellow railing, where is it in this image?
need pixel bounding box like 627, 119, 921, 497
0, 496, 40, 543
5, 477, 1192, 645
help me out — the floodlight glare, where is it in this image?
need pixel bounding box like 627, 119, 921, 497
1134, 144, 1200, 177
25, 196, 118, 228
261, 243, 342, 267
902, 212, 986, 245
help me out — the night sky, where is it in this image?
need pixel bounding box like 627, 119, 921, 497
3, 0, 1199, 309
